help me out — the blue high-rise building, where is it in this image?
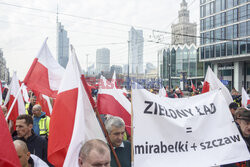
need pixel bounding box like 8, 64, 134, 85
57, 22, 69, 68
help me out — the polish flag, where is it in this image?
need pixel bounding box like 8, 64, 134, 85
48, 46, 105, 167
241, 87, 250, 108
111, 71, 118, 89
97, 75, 131, 135
0, 81, 2, 105
42, 94, 53, 116
23, 38, 64, 98
33, 90, 52, 117
4, 72, 26, 124
21, 85, 30, 103
202, 66, 233, 105
191, 80, 196, 92
121, 87, 128, 97
112, 71, 127, 96
0, 107, 21, 167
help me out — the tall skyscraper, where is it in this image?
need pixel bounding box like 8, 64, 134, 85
57, 22, 69, 68
0, 49, 10, 83
171, 0, 197, 45
200, 0, 250, 91
128, 27, 144, 74
96, 48, 110, 74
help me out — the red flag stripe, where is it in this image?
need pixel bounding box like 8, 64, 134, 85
24, 60, 58, 98
23, 58, 38, 85
97, 94, 131, 135
201, 81, 210, 93
0, 107, 21, 167
33, 90, 51, 117
48, 88, 78, 167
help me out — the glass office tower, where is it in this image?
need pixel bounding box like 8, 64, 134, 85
200, 0, 250, 91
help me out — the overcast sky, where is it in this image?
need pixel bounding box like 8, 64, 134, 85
0, 0, 199, 80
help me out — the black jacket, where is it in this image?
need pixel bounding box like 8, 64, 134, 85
13, 131, 48, 164
110, 141, 131, 167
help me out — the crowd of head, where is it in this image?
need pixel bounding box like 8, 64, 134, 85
1, 87, 133, 167
1, 86, 250, 167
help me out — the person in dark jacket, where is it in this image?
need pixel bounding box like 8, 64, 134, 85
26, 95, 36, 116
13, 114, 50, 166
221, 108, 250, 167
167, 89, 177, 98
105, 116, 131, 167
13, 140, 49, 167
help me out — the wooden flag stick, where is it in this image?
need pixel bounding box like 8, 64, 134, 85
131, 87, 134, 166
94, 107, 121, 167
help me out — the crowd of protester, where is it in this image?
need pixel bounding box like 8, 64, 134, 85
1, 83, 250, 167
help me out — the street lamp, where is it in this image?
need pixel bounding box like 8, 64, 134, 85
168, 63, 171, 89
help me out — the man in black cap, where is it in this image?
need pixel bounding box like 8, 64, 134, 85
236, 108, 250, 142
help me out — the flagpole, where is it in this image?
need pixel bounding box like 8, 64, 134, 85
131, 87, 134, 167
4, 85, 11, 106
94, 107, 121, 167
5, 83, 24, 121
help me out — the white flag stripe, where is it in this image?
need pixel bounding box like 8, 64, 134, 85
37, 38, 65, 91
62, 46, 106, 167
5, 72, 26, 118
204, 66, 233, 105
241, 87, 249, 108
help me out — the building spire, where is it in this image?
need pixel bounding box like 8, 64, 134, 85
56, 1, 59, 24
181, 0, 187, 8
179, 0, 189, 23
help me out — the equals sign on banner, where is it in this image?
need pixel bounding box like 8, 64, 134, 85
186, 127, 192, 133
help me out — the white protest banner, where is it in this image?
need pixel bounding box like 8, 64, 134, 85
132, 88, 250, 167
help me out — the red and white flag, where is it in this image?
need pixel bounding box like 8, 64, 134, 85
33, 90, 52, 117
191, 80, 196, 92
202, 66, 233, 105
0, 107, 21, 167
121, 87, 128, 97
48, 46, 105, 167
111, 71, 118, 89
21, 85, 30, 103
23, 38, 64, 98
242, 87, 250, 108
4, 72, 25, 123
0, 80, 2, 105
97, 75, 131, 135
42, 94, 53, 116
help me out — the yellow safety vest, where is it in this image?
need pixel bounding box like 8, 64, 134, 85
38, 116, 50, 136
25, 103, 30, 115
